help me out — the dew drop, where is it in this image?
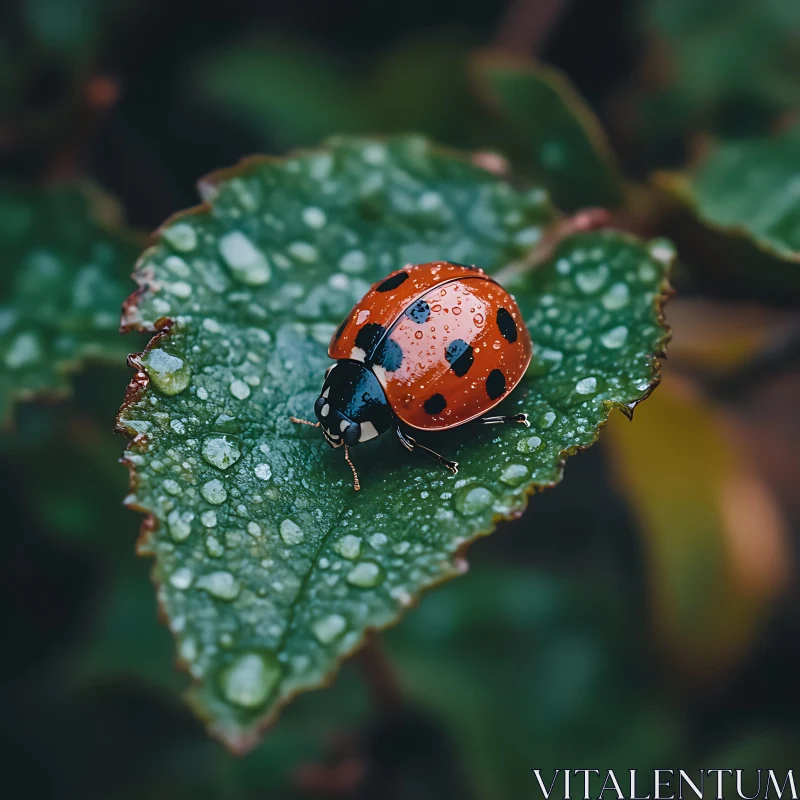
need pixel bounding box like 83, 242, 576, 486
346, 562, 383, 588
169, 567, 193, 590
575, 377, 598, 395
254, 463, 272, 481
369, 533, 388, 548
575, 265, 609, 294
602, 282, 630, 310
312, 614, 347, 644
219, 231, 271, 285
162, 223, 197, 252
229, 379, 251, 400
166, 280, 192, 298
179, 637, 197, 662
539, 411, 557, 429
454, 486, 494, 515
333, 534, 361, 559
601, 325, 628, 349
167, 509, 193, 542
288, 242, 318, 263
202, 436, 241, 470
219, 651, 280, 709
647, 238, 675, 265
418, 191, 443, 211
197, 570, 240, 600
339, 250, 367, 274
5, 331, 42, 368
201, 479, 227, 505
517, 435, 542, 453
280, 519, 304, 545
500, 464, 529, 486
302, 206, 327, 229
141, 348, 191, 395
205, 535, 225, 557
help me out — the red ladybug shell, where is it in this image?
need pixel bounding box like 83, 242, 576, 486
329, 262, 532, 431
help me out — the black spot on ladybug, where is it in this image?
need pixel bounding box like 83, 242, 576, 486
376, 271, 409, 292
355, 322, 403, 371
405, 299, 430, 324
373, 337, 403, 372
423, 393, 447, 415
334, 317, 348, 341
355, 322, 386, 353
444, 339, 474, 377
486, 369, 506, 399
496, 307, 518, 343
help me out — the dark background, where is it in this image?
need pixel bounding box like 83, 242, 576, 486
1, 0, 799, 797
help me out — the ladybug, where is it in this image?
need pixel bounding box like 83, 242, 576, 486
292, 261, 532, 489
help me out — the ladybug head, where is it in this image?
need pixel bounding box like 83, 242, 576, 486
314, 359, 393, 449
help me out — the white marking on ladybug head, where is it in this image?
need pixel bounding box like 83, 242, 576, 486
350, 346, 366, 362
371, 364, 388, 387
320, 404, 329, 417
322, 386, 330, 398
359, 420, 378, 442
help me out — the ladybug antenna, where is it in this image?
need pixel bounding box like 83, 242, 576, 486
290, 416, 320, 427
344, 445, 361, 491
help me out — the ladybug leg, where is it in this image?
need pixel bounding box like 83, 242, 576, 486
479, 413, 530, 427
395, 427, 459, 476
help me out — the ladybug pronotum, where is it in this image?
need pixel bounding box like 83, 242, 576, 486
292, 261, 532, 489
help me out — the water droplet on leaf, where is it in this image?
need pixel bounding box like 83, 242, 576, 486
202, 436, 241, 470
280, 519, 304, 545
500, 464, 529, 486
218, 651, 280, 709
454, 486, 494, 515
312, 614, 347, 644
334, 535, 361, 559
197, 570, 240, 600
346, 562, 383, 588
141, 348, 191, 396
219, 231, 271, 285
201, 479, 227, 505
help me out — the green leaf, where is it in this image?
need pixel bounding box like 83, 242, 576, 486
473, 52, 625, 212
191, 33, 479, 151
117, 135, 671, 752
656, 128, 800, 296
633, 0, 800, 157
192, 38, 370, 150
0, 184, 143, 426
